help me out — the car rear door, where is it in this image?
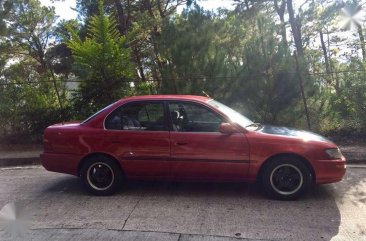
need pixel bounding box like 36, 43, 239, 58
104, 101, 171, 178
168, 101, 250, 180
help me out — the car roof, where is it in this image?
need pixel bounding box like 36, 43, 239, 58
82, 95, 213, 127
120, 95, 211, 102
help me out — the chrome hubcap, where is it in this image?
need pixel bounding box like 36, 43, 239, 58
87, 162, 114, 191
270, 164, 303, 195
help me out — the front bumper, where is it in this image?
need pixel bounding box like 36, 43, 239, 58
314, 157, 346, 184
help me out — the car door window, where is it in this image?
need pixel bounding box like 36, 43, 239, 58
105, 102, 167, 131
168, 102, 223, 132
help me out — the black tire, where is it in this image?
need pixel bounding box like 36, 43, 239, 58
80, 155, 123, 195
261, 156, 312, 200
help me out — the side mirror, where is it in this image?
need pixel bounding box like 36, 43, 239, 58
219, 122, 237, 135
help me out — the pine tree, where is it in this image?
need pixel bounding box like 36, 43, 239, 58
67, 0, 134, 116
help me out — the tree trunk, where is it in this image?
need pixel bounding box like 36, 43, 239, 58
294, 52, 311, 130
274, 0, 287, 45
114, 0, 147, 83
151, 32, 164, 91
143, 0, 165, 89
357, 24, 366, 61
47, 63, 63, 110
287, 0, 303, 56
114, 0, 127, 35
319, 30, 330, 75
133, 46, 146, 82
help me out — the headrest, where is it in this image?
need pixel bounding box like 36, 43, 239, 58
171, 111, 179, 120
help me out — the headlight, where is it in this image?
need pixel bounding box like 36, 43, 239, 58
325, 148, 343, 159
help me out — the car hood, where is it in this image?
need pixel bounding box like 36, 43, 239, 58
258, 125, 332, 143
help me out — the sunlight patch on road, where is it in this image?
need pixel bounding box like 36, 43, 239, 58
0, 202, 30, 239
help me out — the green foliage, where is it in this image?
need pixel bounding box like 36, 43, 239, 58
319, 66, 366, 135
158, 8, 304, 124
0, 0, 71, 142
0, 60, 70, 142
67, 0, 134, 117
158, 5, 222, 93
1, 0, 366, 143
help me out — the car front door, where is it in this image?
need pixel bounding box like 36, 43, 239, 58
104, 101, 171, 178
168, 101, 250, 180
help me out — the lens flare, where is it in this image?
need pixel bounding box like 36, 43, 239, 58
339, 4, 366, 31
0, 202, 30, 239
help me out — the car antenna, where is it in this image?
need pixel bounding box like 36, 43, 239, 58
202, 90, 211, 98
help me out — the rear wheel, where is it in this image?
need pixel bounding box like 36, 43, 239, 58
80, 155, 123, 195
261, 156, 312, 200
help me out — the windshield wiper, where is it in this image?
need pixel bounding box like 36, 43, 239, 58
245, 123, 262, 129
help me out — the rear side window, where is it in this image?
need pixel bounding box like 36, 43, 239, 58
138, 104, 163, 123
105, 102, 167, 131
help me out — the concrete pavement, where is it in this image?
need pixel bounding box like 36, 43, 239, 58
0, 165, 366, 241
0, 229, 269, 241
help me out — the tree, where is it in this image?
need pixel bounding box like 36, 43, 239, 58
67, 0, 135, 116
0, 0, 69, 141
2, 0, 55, 71
2, 0, 366, 143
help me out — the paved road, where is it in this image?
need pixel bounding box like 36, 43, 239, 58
0, 166, 365, 241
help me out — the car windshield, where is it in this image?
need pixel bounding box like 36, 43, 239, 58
207, 99, 254, 128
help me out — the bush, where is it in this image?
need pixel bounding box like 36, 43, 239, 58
0, 107, 74, 144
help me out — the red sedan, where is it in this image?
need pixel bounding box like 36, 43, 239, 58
40, 95, 346, 200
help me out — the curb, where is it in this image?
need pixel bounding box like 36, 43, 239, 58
345, 159, 366, 164
0, 157, 40, 167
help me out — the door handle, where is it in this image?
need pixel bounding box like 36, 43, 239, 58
176, 142, 188, 146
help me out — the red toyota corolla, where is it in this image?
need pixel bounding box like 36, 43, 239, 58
40, 95, 346, 200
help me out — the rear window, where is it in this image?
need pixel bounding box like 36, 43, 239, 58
82, 103, 115, 124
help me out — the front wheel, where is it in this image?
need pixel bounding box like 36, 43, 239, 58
80, 155, 123, 195
261, 157, 312, 200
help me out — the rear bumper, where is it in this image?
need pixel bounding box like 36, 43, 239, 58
40, 152, 81, 176
314, 158, 346, 184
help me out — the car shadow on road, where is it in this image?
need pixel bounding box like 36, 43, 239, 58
34, 176, 343, 241
40, 175, 86, 195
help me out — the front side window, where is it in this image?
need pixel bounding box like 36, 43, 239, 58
207, 99, 253, 128
105, 102, 167, 131
168, 102, 223, 132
